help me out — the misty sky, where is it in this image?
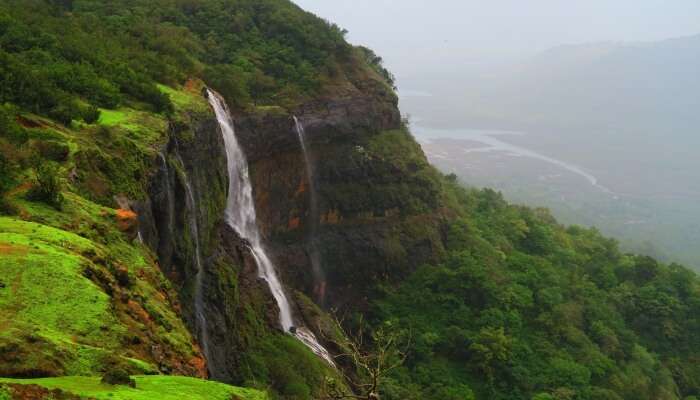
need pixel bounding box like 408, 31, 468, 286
293, 0, 700, 79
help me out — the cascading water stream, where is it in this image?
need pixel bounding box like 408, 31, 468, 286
158, 152, 175, 235
206, 89, 334, 366
293, 116, 326, 305
172, 148, 212, 374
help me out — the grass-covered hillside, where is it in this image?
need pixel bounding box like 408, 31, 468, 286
0, 376, 266, 400
0, 78, 209, 372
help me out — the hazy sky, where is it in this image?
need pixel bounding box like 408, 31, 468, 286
293, 0, 700, 79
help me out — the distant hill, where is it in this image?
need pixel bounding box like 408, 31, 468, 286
490, 34, 700, 132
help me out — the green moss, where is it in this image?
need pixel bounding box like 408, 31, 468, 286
0, 376, 268, 400
157, 84, 208, 113
98, 109, 129, 126
96, 108, 167, 148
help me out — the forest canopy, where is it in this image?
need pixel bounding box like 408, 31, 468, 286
368, 184, 700, 400
0, 0, 354, 124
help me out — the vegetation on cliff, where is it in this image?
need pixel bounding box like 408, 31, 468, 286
367, 182, 700, 400
0, 0, 353, 125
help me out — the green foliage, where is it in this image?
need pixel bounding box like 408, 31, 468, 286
320, 128, 442, 217
370, 179, 700, 400
242, 334, 335, 399
33, 140, 70, 162
28, 160, 64, 209
0, 0, 358, 121
358, 46, 396, 89
101, 368, 135, 388
0, 103, 27, 143
82, 105, 101, 124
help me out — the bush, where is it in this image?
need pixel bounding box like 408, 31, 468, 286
28, 160, 64, 209
33, 140, 70, 162
82, 105, 101, 124
101, 367, 136, 388
48, 101, 80, 126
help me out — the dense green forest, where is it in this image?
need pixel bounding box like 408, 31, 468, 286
368, 182, 700, 400
0, 0, 351, 124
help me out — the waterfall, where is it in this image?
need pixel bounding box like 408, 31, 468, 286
293, 116, 326, 305
207, 89, 334, 366
172, 148, 212, 375
158, 152, 175, 235
136, 230, 144, 244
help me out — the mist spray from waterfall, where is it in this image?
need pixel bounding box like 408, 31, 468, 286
206, 89, 334, 365
293, 116, 326, 305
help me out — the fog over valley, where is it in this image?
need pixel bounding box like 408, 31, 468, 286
296, 0, 700, 268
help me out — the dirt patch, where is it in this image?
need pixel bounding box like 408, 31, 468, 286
126, 300, 152, 326
184, 78, 204, 94
5, 182, 32, 199
188, 354, 208, 379
15, 116, 45, 129
115, 209, 137, 232
2, 383, 82, 400
0, 243, 30, 257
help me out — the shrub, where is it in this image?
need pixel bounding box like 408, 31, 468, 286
82, 105, 101, 124
34, 140, 70, 162
48, 101, 80, 126
101, 367, 136, 388
28, 160, 64, 209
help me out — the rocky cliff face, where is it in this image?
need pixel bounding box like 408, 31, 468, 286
136, 98, 315, 384
136, 73, 449, 386
235, 78, 448, 310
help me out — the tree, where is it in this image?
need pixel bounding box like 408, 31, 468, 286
323, 319, 409, 400
249, 69, 275, 106
468, 327, 512, 385
28, 160, 64, 209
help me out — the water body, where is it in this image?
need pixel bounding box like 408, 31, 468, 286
207, 90, 334, 366
412, 124, 614, 195
293, 116, 326, 305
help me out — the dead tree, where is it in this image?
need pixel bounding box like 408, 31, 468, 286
322, 317, 409, 400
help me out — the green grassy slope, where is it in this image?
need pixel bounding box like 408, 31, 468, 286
0, 376, 267, 400
0, 84, 210, 378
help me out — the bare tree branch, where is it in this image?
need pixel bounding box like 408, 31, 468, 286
321, 315, 410, 400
